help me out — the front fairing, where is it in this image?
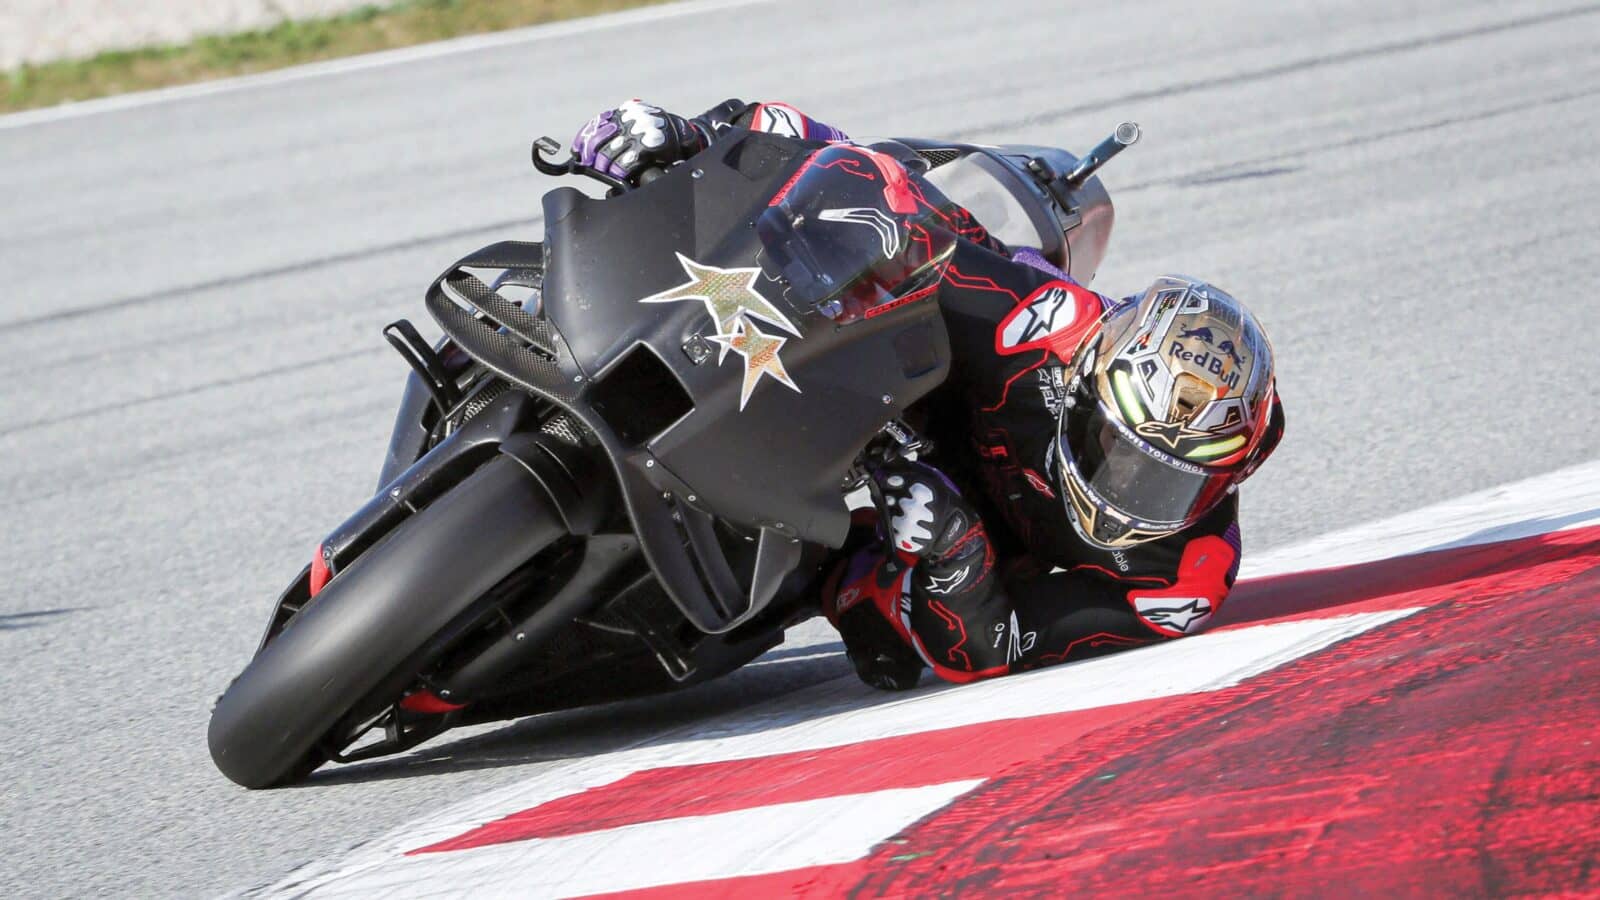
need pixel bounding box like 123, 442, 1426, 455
450, 131, 953, 631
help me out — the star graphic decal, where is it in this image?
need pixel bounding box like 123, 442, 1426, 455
638, 253, 806, 410
711, 318, 801, 410
640, 252, 799, 360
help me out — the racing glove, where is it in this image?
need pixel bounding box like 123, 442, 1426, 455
876, 462, 979, 561
570, 100, 710, 184
835, 592, 925, 691
821, 463, 986, 691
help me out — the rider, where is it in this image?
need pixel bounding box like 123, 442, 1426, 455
570, 99, 1286, 690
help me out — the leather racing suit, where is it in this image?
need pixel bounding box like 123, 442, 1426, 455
615, 99, 1285, 686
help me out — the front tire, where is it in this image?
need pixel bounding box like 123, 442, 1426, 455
208, 456, 566, 789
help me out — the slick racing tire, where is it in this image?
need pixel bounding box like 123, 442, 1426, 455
208, 456, 565, 789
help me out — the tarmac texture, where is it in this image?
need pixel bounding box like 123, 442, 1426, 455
1, 0, 1595, 894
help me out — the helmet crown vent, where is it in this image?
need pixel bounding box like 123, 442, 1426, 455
1172, 373, 1213, 424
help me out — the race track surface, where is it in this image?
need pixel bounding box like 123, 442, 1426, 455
1, 0, 1596, 894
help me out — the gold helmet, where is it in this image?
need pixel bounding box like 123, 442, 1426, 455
1055, 275, 1278, 549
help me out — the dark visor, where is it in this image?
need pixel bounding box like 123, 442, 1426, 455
1058, 398, 1233, 529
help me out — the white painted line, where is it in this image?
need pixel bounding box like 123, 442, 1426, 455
0, 0, 776, 132
1243, 458, 1600, 579
259, 608, 1418, 896
746, 648, 845, 667
304, 781, 983, 899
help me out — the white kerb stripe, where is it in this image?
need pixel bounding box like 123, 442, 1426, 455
260, 609, 1418, 896
1242, 458, 1600, 579
304, 781, 984, 900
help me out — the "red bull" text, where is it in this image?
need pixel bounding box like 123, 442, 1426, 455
1169, 341, 1241, 389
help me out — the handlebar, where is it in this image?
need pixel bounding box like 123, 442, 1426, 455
538, 120, 1138, 200
1062, 121, 1140, 188
531, 135, 672, 196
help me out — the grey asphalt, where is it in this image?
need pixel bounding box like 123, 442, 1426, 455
2, 0, 1597, 895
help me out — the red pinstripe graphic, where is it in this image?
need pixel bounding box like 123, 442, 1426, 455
922, 597, 975, 673
941, 263, 1017, 297
1066, 562, 1169, 586
979, 355, 1046, 413
940, 263, 1059, 412
1037, 630, 1151, 665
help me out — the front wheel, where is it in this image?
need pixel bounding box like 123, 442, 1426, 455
208, 456, 566, 789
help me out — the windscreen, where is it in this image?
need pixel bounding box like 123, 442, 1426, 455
755, 143, 955, 324
921, 151, 1062, 263
923, 154, 1037, 248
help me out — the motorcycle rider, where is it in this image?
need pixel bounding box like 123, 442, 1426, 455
570, 99, 1286, 690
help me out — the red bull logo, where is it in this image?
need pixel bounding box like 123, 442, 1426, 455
1169, 341, 1242, 389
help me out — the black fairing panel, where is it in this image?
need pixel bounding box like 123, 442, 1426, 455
540, 131, 952, 546
541, 132, 821, 371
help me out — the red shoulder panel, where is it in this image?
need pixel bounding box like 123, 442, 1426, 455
994, 280, 1103, 363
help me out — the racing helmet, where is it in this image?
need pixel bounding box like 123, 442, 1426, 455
1055, 276, 1277, 549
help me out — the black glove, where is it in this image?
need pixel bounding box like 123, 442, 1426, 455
835, 599, 924, 691
570, 99, 710, 184
876, 462, 977, 560
821, 542, 925, 692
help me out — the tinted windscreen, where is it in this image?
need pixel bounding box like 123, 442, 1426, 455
922, 153, 1046, 252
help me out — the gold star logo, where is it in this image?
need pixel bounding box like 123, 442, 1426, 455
639, 253, 806, 409
640, 252, 799, 355
711, 318, 801, 410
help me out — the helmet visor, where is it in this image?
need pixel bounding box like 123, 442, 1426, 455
1058, 397, 1234, 531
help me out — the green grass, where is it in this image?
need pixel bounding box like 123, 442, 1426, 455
3, 0, 666, 114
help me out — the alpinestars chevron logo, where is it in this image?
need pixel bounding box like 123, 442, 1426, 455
817, 207, 903, 257
925, 565, 971, 596
995, 281, 1100, 359
1131, 596, 1215, 635
640, 253, 803, 410
1135, 418, 1214, 450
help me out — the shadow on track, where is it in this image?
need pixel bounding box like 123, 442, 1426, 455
300, 524, 1600, 786
293, 515, 1600, 788
299, 640, 958, 788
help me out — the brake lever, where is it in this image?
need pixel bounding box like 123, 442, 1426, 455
531, 136, 631, 194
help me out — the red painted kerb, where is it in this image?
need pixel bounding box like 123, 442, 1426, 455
429, 526, 1600, 897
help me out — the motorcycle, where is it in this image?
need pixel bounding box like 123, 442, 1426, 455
208, 121, 1138, 788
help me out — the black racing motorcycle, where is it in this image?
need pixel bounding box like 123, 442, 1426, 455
208, 123, 1137, 788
